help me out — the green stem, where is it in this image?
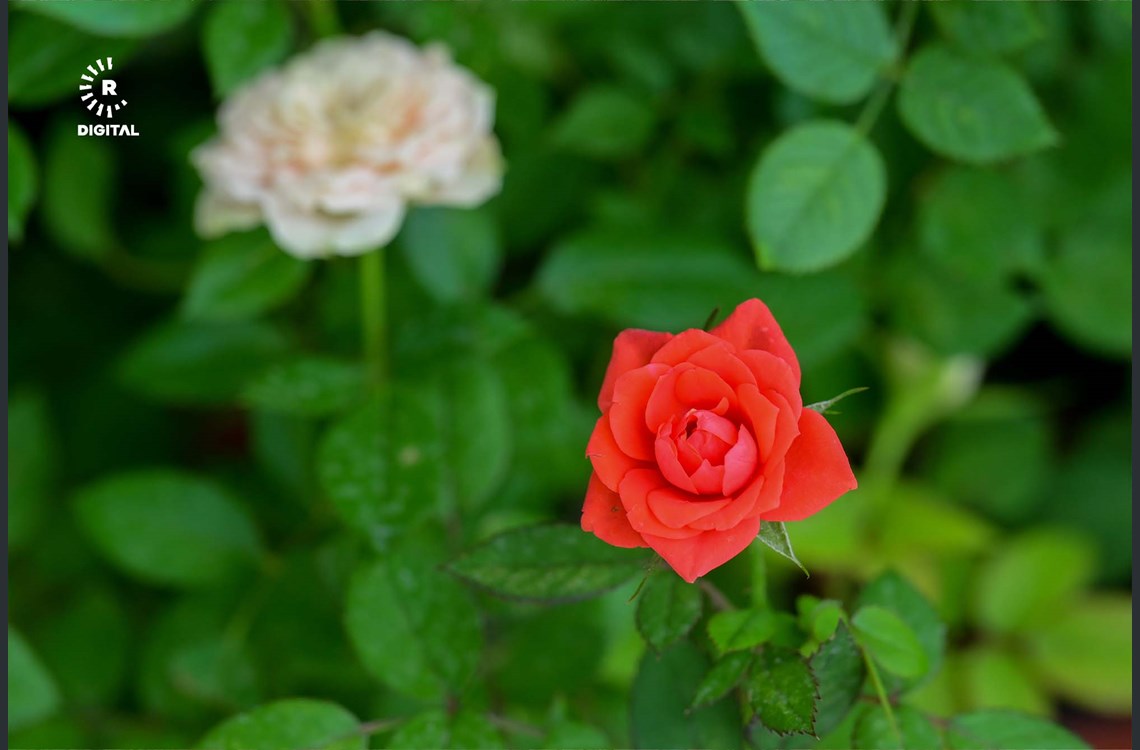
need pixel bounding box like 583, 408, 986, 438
862, 644, 902, 745
750, 541, 768, 610
306, 0, 341, 38
360, 249, 387, 385
854, 0, 920, 135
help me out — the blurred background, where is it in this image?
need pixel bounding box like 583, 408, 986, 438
8, 1, 1131, 748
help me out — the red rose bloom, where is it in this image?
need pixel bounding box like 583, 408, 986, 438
581, 299, 857, 583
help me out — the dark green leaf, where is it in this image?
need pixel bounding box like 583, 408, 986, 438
853, 705, 941, 750
946, 711, 1089, 750
8, 121, 37, 242
448, 525, 651, 602
631, 643, 741, 749
745, 647, 819, 736
8, 627, 61, 731
851, 606, 928, 679
168, 640, 260, 711
199, 699, 364, 750
41, 123, 118, 259
35, 589, 129, 708
182, 230, 311, 321
758, 522, 807, 574
15, 0, 197, 38
243, 357, 366, 417
810, 623, 865, 737
118, 319, 291, 404
400, 207, 502, 303
898, 45, 1057, 164
931, 2, 1045, 55
636, 573, 703, 652
739, 2, 896, 104
747, 121, 885, 272
707, 608, 777, 654
9, 14, 136, 106
553, 86, 655, 159
345, 537, 482, 700
857, 570, 947, 688
317, 386, 444, 543
389, 710, 503, 750
692, 651, 752, 709
74, 469, 262, 588
8, 390, 55, 550
202, 0, 293, 97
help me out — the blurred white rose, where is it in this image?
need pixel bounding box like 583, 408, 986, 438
191, 32, 502, 259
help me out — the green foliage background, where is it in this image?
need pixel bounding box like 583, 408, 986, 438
8, 1, 1131, 748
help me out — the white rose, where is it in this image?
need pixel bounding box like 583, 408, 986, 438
191, 32, 503, 259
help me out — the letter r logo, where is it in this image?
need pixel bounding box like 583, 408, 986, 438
102, 79, 117, 96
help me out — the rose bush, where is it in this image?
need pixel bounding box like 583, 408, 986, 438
192, 31, 502, 258
582, 299, 857, 582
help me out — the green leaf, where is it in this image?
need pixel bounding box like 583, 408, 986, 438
851, 606, 928, 679
448, 525, 650, 602
317, 386, 443, 544
168, 640, 260, 712
15, 0, 197, 38
856, 569, 946, 687
118, 319, 291, 404
8, 627, 61, 731
390, 710, 503, 750
9, 14, 136, 107
739, 1, 896, 104
243, 357, 366, 417
631, 642, 741, 750
898, 45, 1057, 164
746, 120, 886, 273
35, 589, 129, 708
745, 647, 819, 736
758, 522, 807, 574
945, 711, 1089, 750
877, 484, 996, 558
74, 469, 262, 588
810, 623, 865, 737
552, 86, 655, 159
200, 699, 363, 750
182, 230, 311, 321
973, 528, 1095, 635
853, 705, 941, 750
692, 652, 753, 709
954, 647, 1050, 716
931, 1, 1045, 56
202, 0, 292, 97
8, 122, 37, 242
707, 608, 777, 655
41, 123, 118, 259
400, 207, 502, 304
1027, 594, 1132, 714
8, 390, 55, 550
636, 573, 703, 652
345, 537, 482, 700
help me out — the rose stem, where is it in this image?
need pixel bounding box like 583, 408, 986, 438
360, 248, 387, 385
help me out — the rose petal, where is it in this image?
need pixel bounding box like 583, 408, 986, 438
586, 416, 640, 492
654, 432, 698, 494
737, 384, 780, 459
687, 343, 757, 389
646, 485, 731, 527
760, 409, 857, 522
609, 364, 669, 461
650, 329, 725, 366
619, 469, 702, 540
675, 368, 736, 410
689, 460, 784, 531
722, 425, 757, 496
643, 517, 761, 583
693, 411, 738, 446
711, 299, 801, 384
582, 473, 644, 548
689, 459, 725, 495
645, 365, 736, 430
598, 329, 673, 411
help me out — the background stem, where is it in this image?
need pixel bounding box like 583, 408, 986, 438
360, 249, 387, 384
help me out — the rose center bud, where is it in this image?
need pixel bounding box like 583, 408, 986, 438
654, 409, 759, 497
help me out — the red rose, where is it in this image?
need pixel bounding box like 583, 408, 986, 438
581, 299, 857, 583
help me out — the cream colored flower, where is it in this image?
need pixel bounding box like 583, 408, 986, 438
191, 32, 502, 259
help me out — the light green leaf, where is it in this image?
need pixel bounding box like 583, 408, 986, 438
448, 525, 650, 602
747, 120, 886, 273
946, 711, 1089, 750
317, 386, 443, 543
15, 0, 197, 38
878, 484, 996, 558
745, 647, 819, 736
8, 390, 55, 550
973, 528, 1096, 635
811, 623, 865, 737
898, 45, 1057, 164
707, 608, 777, 655
182, 230, 311, 321
243, 357, 366, 417
1027, 594, 1132, 714
8, 122, 37, 242
8, 627, 61, 731
636, 573, 703, 652
400, 207, 502, 303
758, 522, 807, 574
118, 319, 291, 404
74, 469, 262, 588
345, 538, 482, 700
631, 642, 741, 750
856, 571, 945, 687
41, 123, 118, 259
739, 1, 896, 104
851, 606, 928, 679
553, 86, 655, 159
853, 705, 941, 750
202, 0, 292, 97
931, 2, 1045, 56
691, 652, 752, 709
954, 647, 1050, 716
389, 710, 503, 750
200, 699, 363, 750
9, 14, 136, 107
